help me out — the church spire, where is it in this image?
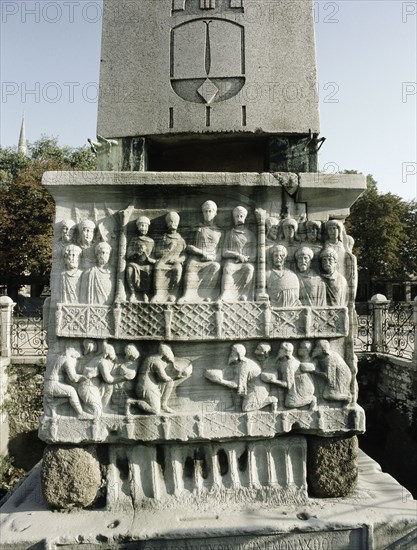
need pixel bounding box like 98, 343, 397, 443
18, 113, 27, 156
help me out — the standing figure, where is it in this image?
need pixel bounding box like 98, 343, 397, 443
324, 219, 348, 271
60, 244, 83, 303
128, 344, 191, 415
320, 247, 348, 306
295, 246, 326, 306
265, 217, 280, 268
179, 200, 224, 303
53, 219, 76, 267
126, 216, 156, 303
266, 245, 300, 307
77, 219, 97, 270
312, 340, 352, 402
82, 242, 116, 305
152, 212, 187, 303
279, 217, 299, 269
219, 206, 257, 302
305, 220, 323, 268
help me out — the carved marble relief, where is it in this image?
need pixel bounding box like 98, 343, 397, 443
45, 199, 361, 443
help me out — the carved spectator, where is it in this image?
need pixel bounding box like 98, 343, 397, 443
279, 217, 299, 269
77, 219, 97, 270
53, 219, 76, 266
266, 245, 300, 307
82, 242, 116, 305
219, 206, 256, 302
126, 216, 156, 303
152, 212, 187, 303
60, 244, 83, 303
179, 200, 223, 303
320, 246, 348, 306
295, 246, 327, 306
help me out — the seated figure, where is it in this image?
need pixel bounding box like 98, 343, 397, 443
179, 200, 223, 303
219, 206, 256, 302
125, 216, 156, 303
152, 212, 187, 303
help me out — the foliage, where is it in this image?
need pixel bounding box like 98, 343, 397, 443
346, 173, 417, 283
0, 136, 96, 287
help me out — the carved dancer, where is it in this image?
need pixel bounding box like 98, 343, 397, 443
295, 246, 327, 306
320, 247, 348, 306
82, 242, 116, 305
152, 212, 187, 303
261, 342, 316, 410
206, 343, 277, 412
77, 219, 97, 270
219, 206, 256, 302
127, 344, 191, 415
111, 344, 141, 412
266, 245, 300, 307
60, 244, 83, 303
44, 347, 92, 419
179, 200, 223, 303
312, 340, 352, 402
125, 216, 155, 303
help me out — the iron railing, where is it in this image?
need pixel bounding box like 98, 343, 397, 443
11, 307, 48, 358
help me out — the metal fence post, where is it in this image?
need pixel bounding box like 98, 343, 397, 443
0, 296, 15, 358
413, 296, 417, 366
370, 294, 389, 353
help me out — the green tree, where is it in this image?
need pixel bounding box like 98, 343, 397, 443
0, 136, 96, 298
346, 173, 415, 286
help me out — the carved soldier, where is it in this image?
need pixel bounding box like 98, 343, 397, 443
219, 206, 256, 302
60, 244, 83, 303
53, 219, 76, 267
152, 212, 187, 303
126, 216, 156, 303
295, 246, 327, 306
179, 200, 223, 303
82, 242, 116, 305
320, 246, 348, 306
305, 220, 323, 268
279, 217, 300, 269
266, 245, 300, 307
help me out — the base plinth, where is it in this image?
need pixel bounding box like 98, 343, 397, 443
1, 452, 416, 550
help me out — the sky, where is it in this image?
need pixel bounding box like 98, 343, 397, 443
1, 0, 416, 200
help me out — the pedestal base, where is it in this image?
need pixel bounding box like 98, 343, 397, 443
1, 452, 416, 549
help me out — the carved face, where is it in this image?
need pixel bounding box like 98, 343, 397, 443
327, 223, 339, 242
228, 347, 239, 364
64, 247, 81, 270
255, 343, 270, 361
298, 342, 311, 359
283, 222, 296, 241
278, 343, 293, 360
321, 254, 336, 275
81, 225, 95, 245
137, 221, 149, 235
96, 245, 111, 266
296, 252, 311, 273
267, 225, 279, 241
307, 224, 319, 242
61, 223, 74, 243
272, 247, 286, 269
233, 208, 247, 226
166, 212, 179, 231
202, 203, 217, 223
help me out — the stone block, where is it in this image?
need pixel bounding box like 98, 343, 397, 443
307, 435, 358, 498
41, 445, 102, 509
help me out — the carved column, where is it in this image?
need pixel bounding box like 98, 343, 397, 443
254, 208, 269, 301
115, 206, 134, 303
